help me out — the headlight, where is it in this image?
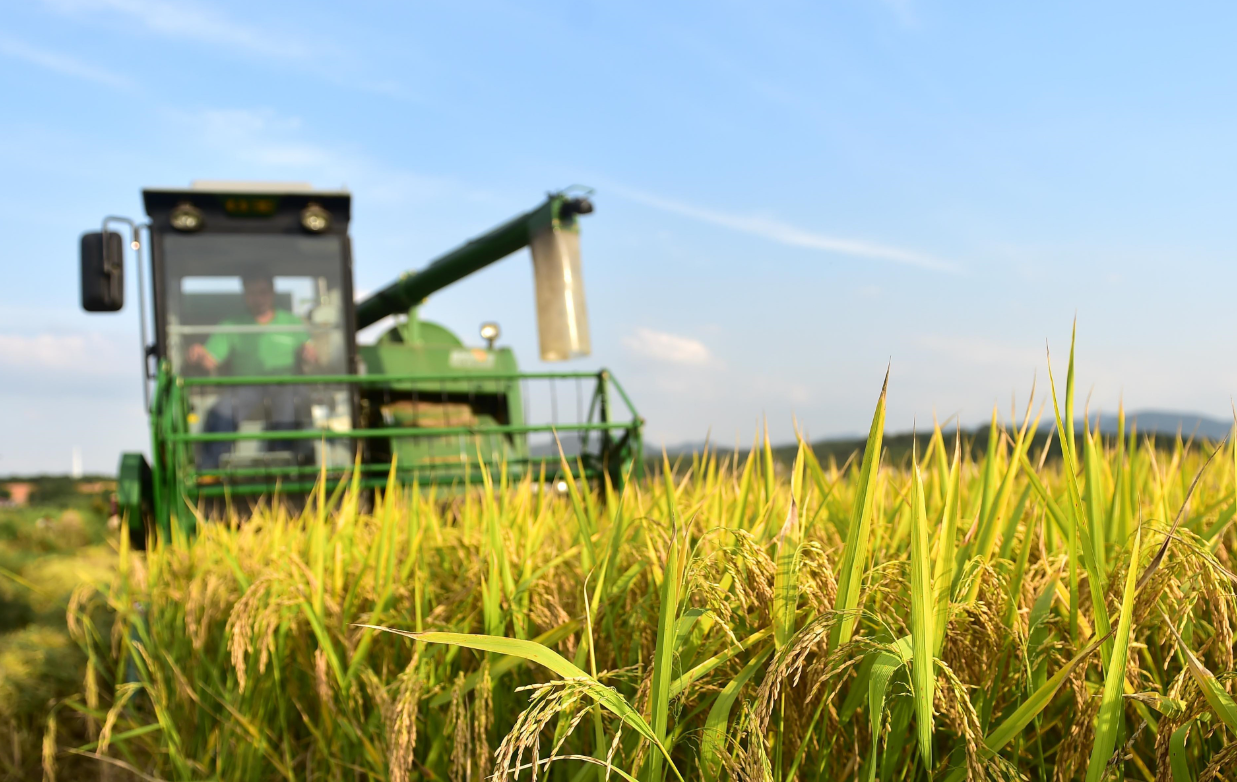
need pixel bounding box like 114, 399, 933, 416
170, 202, 204, 232
301, 202, 331, 233
480, 321, 500, 348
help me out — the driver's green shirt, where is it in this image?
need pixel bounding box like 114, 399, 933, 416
202, 310, 309, 376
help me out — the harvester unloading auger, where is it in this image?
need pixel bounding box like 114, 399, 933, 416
80, 183, 643, 545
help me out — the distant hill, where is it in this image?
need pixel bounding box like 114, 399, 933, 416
648, 409, 1231, 472
1085, 410, 1231, 441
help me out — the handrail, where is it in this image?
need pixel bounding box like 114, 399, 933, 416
179, 369, 642, 418
192, 469, 607, 497
181, 370, 614, 385
192, 453, 607, 480
168, 324, 319, 335
171, 420, 636, 443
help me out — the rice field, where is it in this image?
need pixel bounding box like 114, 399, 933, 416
37, 339, 1237, 781
0, 486, 114, 781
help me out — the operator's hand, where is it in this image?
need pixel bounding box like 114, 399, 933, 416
301, 341, 320, 367
187, 344, 218, 372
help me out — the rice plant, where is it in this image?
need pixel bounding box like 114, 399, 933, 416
48, 333, 1237, 781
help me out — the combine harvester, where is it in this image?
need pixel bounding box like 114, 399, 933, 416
79, 182, 643, 543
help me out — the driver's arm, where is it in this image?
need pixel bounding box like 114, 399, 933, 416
187, 343, 219, 371
190, 328, 232, 372
300, 340, 320, 367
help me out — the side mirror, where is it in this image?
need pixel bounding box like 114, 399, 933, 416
81, 231, 125, 312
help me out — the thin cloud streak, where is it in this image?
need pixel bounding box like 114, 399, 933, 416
0, 35, 132, 90
612, 185, 958, 273
42, 0, 314, 60
41, 0, 410, 97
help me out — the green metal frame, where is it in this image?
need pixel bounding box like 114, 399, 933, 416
137, 363, 643, 539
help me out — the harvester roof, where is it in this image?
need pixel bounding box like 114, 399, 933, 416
143, 181, 351, 235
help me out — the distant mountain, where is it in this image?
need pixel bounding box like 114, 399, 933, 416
642, 409, 1232, 470
1065, 410, 1231, 441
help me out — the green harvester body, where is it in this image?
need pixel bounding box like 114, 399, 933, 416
81, 183, 642, 544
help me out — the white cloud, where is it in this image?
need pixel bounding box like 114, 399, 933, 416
43, 0, 314, 60
0, 332, 128, 375
611, 186, 957, 273
41, 0, 410, 97
622, 328, 718, 367
0, 35, 132, 90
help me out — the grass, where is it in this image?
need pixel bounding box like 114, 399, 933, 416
18, 334, 1237, 781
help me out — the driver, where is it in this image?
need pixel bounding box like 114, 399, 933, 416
186, 274, 320, 468
187, 274, 319, 374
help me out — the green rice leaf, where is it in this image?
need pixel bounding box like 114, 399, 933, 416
982, 629, 1114, 754
773, 497, 802, 650
1047, 331, 1113, 664
1084, 527, 1141, 782
647, 522, 685, 782
864, 651, 899, 782
557, 432, 597, 570
970, 397, 1039, 580
426, 618, 582, 708
909, 441, 935, 769
669, 628, 772, 699
933, 430, 961, 656
699, 647, 772, 781
1161, 612, 1237, 732
831, 370, 888, 650
1169, 719, 1195, 782
762, 420, 776, 507
730, 437, 757, 530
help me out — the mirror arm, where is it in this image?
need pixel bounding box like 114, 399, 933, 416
136, 223, 154, 409
102, 216, 152, 410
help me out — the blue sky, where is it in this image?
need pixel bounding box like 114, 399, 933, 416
3, 0, 1237, 474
